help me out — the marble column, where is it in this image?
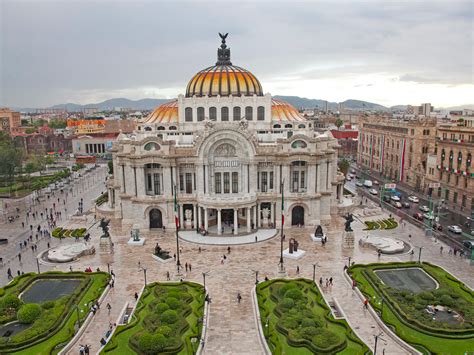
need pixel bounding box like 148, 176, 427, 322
193, 204, 197, 229
197, 206, 202, 229
204, 208, 208, 231
217, 209, 222, 235
233, 208, 238, 235
179, 204, 184, 229
270, 203, 275, 227
257, 203, 261, 227
253, 205, 257, 230
246, 207, 251, 233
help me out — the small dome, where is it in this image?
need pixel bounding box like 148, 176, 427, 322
271, 99, 307, 122
141, 100, 178, 124
186, 65, 263, 98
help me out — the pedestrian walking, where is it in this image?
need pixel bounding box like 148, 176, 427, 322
363, 298, 369, 309
7, 268, 13, 280
134, 292, 139, 301
111, 270, 115, 277
189, 263, 192, 272
329, 277, 333, 286
237, 293, 242, 304
106, 303, 111, 315
166, 271, 170, 280
440, 246, 443, 254
18, 253, 22, 263
185, 263, 188, 272
296, 265, 300, 275
227, 246, 231, 254
198, 247, 201, 253
319, 277, 323, 287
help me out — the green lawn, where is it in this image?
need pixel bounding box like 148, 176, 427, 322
256, 278, 370, 354
349, 262, 474, 355
0, 271, 110, 354
102, 281, 205, 354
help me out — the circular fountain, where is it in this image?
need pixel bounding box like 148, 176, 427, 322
359, 235, 410, 254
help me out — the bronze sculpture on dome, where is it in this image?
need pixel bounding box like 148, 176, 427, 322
217, 32, 232, 65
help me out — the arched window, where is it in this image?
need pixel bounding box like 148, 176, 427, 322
221, 107, 229, 121
449, 150, 454, 169
157, 126, 165, 131
285, 123, 293, 129
245, 106, 253, 120
169, 126, 177, 130
257, 106, 265, 121
298, 124, 306, 129
233, 107, 241, 121
144, 142, 160, 151
209, 107, 217, 121
197, 107, 205, 121
273, 124, 281, 129
291, 140, 307, 149
144, 126, 152, 131
467, 153, 472, 171
185, 107, 193, 122
457, 151, 462, 168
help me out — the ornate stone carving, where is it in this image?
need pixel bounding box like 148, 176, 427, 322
261, 208, 270, 219
215, 143, 236, 157
185, 209, 192, 221
239, 118, 248, 130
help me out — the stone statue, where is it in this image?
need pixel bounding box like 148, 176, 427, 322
131, 228, 140, 242
99, 218, 110, 238
343, 213, 354, 232
185, 209, 192, 221
261, 208, 270, 219
289, 238, 299, 254
239, 118, 248, 130
314, 225, 324, 237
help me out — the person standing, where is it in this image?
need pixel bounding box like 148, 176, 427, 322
363, 298, 368, 309
237, 293, 242, 304
106, 303, 111, 315
296, 265, 300, 275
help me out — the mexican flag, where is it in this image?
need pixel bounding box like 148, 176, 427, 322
281, 182, 285, 227
174, 185, 179, 229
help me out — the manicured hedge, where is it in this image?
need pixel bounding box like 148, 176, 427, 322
257, 278, 370, 354
364, 218, 398, 230
52, 227, 86, 239
349, 262, 474, 354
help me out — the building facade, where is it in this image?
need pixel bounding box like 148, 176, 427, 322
358, 117, 436, 190
0, 108, 21, 134
424, 121, 474, 212
101, 36, 344, 233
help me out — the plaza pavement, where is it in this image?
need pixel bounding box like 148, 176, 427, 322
2, 191, 473, 354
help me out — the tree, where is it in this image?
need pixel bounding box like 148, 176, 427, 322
338, 158, 350, 176
335, 118, 344, 130
0, 132, 23, 181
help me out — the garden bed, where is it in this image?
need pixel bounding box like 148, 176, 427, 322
102, 282, 205, 354
52, 227, 86, 239
256, 278, 370, 354
349, 262, 474, 354
364, 218, 398, 230
0, 271, 110, 354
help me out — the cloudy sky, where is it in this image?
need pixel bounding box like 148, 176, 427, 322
1, 0, 472, 108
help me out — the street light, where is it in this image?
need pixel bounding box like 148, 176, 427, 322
416, 246, 423, 263
373, 332, 387, 355
174, 185, 182, 276
36, 258, 41, 274
139, 267, 147, 286
202, 271, 210, 289
279, 180, 285, 273
251, 269, 259, 285
312, 263, 320, 282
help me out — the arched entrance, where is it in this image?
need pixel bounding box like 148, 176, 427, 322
291, 206, 304, 226
149, 208, 163, 229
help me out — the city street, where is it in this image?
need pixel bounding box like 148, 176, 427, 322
347, 166, 474, 245
0, 165, 108, 283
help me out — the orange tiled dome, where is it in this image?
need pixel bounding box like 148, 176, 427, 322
271, 99, 307, 122
141, 100, 178, 124
186, 65, 263, 98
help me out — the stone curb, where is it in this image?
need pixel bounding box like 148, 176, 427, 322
343, 270, 421, 355
251, 285, 272, 355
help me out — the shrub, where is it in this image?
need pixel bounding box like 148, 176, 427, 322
312, 328, 341, 349
418, 291, 434, 301
166, 297, 181, 310
17, 303, 42, 324
439, 295, 454, 307
279, 297, 295, 309
160, 309, 178, 324
138, 332, 167, 354
155, 302, 170, 313
157, 325, 173, 337
284, 288, 304, 301
278, 283, 297, 298
0, 294, 22, 310
299, 326, 319, 340
41, 301, 55, 309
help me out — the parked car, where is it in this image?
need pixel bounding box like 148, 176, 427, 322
423, 213, 435, 220
432, 223, 443, 231
448, 225, 463, 234
408, 196, 419, 203
373, 180, 380, 185
391, 195, 401, 202
351, 169, 356, 174
369, 188, 378, 195
403, 202, 410, 208
419, 205, 430, 212
356, 181, 363, 187
463, 240, 474, 249
346, 175, 351, 181
392, 201, 402, 208
363, 180, 373, 188
383, 195, 391, 202
413, 212, 424, 221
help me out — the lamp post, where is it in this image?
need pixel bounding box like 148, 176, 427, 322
373, 332, 386, 355
139, 267, 147, 286
418, 246, 423, 264
174, 185, 182, 275
36, 258, 41, 274
107, 263, 110, 274
251, 269, 259, 285
347, 256, 352, 268
279, 181, 285, 273
312, 263, 320, 282
202, 271, 210, 289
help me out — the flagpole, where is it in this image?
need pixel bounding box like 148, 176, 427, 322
174, 185, 181, 275
279, 180, 285, 273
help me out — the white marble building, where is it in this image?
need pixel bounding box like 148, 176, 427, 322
102, 35, 344, 234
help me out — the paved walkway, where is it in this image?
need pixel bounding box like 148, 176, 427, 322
179, 228, 277, 245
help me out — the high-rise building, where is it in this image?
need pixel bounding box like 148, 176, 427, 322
0, 108, 21, 134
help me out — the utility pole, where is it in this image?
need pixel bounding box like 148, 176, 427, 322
279, 180, 285, 273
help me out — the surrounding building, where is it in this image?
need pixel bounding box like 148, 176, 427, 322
14, 131, 72, 155
101, 35, 344, 232
0, 108, 21, 134
358, 116, 436, 190
406, 103, 433, 116
330, 126, 358, 160
425, 120, 474, 212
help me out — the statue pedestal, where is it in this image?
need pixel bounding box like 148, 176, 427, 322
127, 237, 146, 246
262, 217, 269, 227
152, 254, 173, 263
310, 233, 326, 242
342, 231, 355, 249
185, 220, 192, 229
283, 248, 306, 260
99, 237, 114, 254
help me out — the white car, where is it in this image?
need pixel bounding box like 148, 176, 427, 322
363, 180, 373, 188
408, 196, 419, 203
423, 213, 435, 220
346, 175, 351, 181
448, 225, 462, 234
392, 201, 402, 208
351, 169, 356, 174
369, 188, 378, 195
373, 180, 380, 185
356, 181, 364, 187
419, 205, 430, 212
390, 195, 401, 202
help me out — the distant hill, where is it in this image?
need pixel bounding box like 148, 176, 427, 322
273, 96, 388, 111
49, 98, 170, 111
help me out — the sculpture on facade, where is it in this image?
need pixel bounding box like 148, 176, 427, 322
261, 208, 270, 220
239, 118, 248, 130
185, 209, 192, 222
343, 213, 354, 232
